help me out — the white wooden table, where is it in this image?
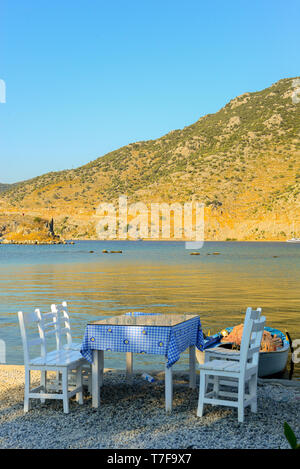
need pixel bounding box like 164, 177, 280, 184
83, 313, 203, 413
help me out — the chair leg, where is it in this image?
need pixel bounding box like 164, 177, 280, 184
238, 378, 245, 423
40, 370, 46, 403
197, 371, 206, 417
76, 366, 83, 405
249, 374, 257, 413
87, 369, 92, 394
55, 371, 61, 390
206, 374, 212, 393
213, 375, 219, 397
24, 368, 31, 413
62, 369, 69, 414
126, 352, 133, 376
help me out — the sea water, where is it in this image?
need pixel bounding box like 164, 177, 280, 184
0, 240, 299, 378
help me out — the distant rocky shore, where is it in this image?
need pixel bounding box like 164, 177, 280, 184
0, 239, 75, 245
0, 215, 73, 245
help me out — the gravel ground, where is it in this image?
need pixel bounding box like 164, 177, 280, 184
0, 365, 299, 449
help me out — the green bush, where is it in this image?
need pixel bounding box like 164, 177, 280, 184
284, 422, 300, 449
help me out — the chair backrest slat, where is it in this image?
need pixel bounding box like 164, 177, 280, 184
22, 310, 40, 325
240, 307, 262, 361
252, 321, 264, 332
240, 315, 266, 372
18, 310, 47, 365
250, 308, 261, 320
242, 307, 261, 334
51, 301, 73, 350
247, 346, 261, 358
42, 312, 56, 319
44, 329, 57, 337
28, 337, 43, 347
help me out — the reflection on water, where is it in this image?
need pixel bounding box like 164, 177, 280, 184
0, 241, 299, 377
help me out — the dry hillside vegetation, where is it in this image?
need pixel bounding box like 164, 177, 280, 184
1, 77, 299, 242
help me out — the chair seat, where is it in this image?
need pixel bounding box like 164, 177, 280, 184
30, 349, 84, 366
199, 359, 255, 374
206, 347, 240, 357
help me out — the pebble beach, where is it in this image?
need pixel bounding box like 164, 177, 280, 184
0, 365, 299, 449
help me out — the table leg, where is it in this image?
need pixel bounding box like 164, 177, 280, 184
165, 360, 173, 413
189, 345, 196, 389
92, 350, 101, 408
126, 352, 133, 375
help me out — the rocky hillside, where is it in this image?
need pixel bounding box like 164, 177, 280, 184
1, 77, 300, 241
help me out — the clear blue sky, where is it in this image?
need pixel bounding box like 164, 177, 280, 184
0, 0, 299, 183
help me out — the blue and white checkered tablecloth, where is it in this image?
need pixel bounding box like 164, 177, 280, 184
80, 314, 204, 368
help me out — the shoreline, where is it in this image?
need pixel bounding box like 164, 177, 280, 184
0, 239, 294, 245
0, 364, 299, 449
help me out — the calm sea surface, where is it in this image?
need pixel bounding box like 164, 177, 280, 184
0, 241, 299, 378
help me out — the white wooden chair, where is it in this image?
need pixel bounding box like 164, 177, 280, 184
18, 309, 85, 413
51, 301, 91, 391
202, 307, 262, 391
197, 311, 266, 423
